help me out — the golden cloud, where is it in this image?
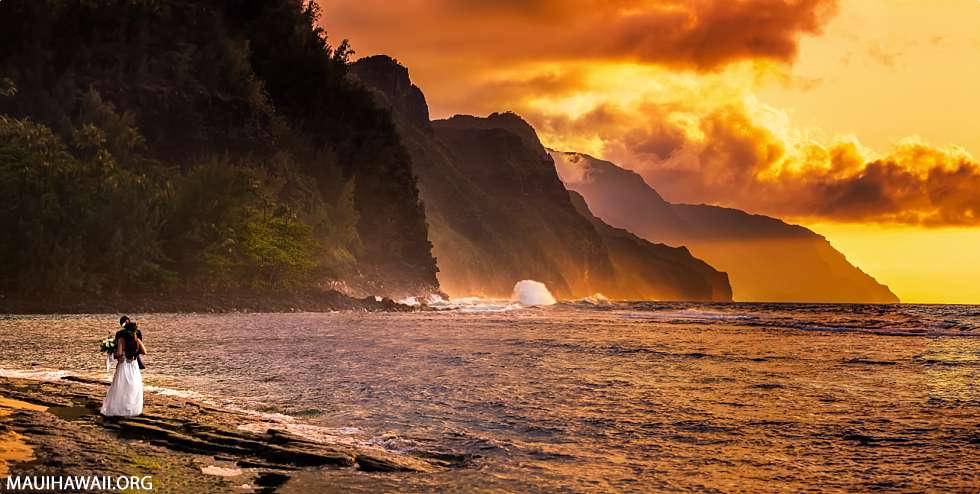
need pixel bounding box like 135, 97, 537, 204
322, 0, 839, 69
322, 0, 978, 226
533, 95, 980, 226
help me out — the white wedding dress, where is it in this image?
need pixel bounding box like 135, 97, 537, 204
100, 357, 144, 416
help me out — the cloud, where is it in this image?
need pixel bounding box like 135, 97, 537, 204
321, 0, 979, 226
535, 97, 980, 226
321, 0, 839, 70
807, 144, 980, 225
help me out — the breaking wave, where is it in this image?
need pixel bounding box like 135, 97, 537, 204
511, 280, 557, 306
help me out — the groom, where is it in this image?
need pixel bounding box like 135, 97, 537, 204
118, 315, 146, 370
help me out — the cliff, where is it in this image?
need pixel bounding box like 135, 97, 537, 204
0, 0, 437, 298
551, 150, 899, 303
568, 192, 732, 302
350, 56, 732, 301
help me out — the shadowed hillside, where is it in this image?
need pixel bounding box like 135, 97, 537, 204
551, 151, 899, 303
0, 0, 437, 298
568, 192, 732, 302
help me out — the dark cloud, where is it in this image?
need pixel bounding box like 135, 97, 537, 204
807, 155, 980, 225
583, 0, 839, 69
321, 0, 839, 70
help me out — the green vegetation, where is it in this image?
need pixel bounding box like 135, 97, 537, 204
0, 0, 437, 295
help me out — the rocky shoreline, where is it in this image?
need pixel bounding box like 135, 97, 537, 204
0, 376, 468, 493
0, 289, 423, 315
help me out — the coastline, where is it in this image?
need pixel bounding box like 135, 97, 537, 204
0, 289, 421, 315
0, 376, 466, 493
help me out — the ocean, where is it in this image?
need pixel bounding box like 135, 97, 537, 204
1, 302, 978, 492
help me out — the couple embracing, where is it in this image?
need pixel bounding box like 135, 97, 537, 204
100, 315, 148, 417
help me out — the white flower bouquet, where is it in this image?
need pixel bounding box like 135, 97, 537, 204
100, 334, 118, 372
99, 334, 117, 354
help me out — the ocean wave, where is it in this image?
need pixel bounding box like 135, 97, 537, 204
569, 293, 613, 306
622, 308, 758, 322
609, 303, 980, 337
511, 280, 557, 306
236, 420, 364, 447
143, 385, 206, 400
409, 280, 561, 312
427, 296, 524, 313
234, 409, 445, 459
396, 293, 450, 307
0, 368, 71, 381
0, 367, 214, 405
392, 293, 525, 312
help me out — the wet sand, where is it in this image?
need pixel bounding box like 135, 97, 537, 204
0, 396, 46, 476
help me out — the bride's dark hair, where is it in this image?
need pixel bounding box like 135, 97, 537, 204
121, 322, 140, 359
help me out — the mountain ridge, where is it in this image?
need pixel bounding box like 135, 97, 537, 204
350, 55, 733, 301
550, 149, 899, 303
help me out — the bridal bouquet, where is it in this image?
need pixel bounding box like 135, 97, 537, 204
99, 334, 117, 354
100, 334, 117, 372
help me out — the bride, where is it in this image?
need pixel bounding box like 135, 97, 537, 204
100, 321, 148, 417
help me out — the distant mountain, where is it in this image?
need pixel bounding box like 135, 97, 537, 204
350, 56, 731, 301
567, 191, 732, 301
550, 151, 899, 303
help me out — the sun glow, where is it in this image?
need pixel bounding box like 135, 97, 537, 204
807, 223, 980, 304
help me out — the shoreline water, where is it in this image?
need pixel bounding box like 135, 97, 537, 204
0, 289, 421, 315
0, 375, 467, 493
1, 306, 977, 492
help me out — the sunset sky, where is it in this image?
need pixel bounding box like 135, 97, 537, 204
320, 0, 980, 304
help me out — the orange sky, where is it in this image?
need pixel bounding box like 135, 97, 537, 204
320, 0, 980, 303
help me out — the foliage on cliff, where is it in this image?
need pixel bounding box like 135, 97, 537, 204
0, 0, 437, 295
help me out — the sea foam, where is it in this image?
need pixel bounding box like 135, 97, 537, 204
512, 280, 557, 306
